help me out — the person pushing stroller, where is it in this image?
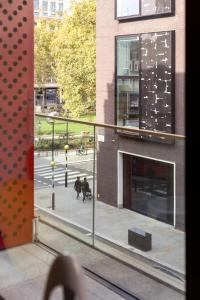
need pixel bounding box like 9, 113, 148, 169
81, 177, 91, 202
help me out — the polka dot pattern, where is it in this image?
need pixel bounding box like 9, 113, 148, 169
0, 1, 33, 250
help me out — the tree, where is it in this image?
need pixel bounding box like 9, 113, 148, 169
52, 0, 96, 117
34, 18, 61, 86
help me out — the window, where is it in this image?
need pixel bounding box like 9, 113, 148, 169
116, 0, 173, 19
123, 154, 174, 225
116, 31, 175, 139
117, 0, 140, 17
42, 1, 48, 12
117, 36, 140, 128
34, 0, 39, 10
58, 2, 63, 11
50, 2, 56, 12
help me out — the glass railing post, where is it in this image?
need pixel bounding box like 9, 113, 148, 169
92, 125, 96, 247
51, 120, 55, 210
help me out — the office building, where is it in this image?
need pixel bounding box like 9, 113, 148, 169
34, 0, 70, 18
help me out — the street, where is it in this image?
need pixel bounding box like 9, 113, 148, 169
34, 151, 95, 190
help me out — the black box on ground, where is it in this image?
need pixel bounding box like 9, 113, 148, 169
128, 227, 152, 251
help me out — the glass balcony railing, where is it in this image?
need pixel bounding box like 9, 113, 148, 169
34, 113, 186, 293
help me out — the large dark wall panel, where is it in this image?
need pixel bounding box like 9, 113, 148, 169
0, 0, 34, 249
140, 31, 174, 134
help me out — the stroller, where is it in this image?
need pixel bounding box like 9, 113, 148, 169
85, 188, 92, 200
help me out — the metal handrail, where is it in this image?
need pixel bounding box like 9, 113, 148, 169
35, 113, 185, 140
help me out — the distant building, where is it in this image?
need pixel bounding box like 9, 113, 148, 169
34, 1, 70, 111
34, 0, 70, 18
34, 83, 63, 113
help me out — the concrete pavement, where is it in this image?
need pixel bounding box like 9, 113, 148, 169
34, 151, 185, 291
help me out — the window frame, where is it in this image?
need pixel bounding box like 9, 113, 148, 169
115, 31, 176, 142
115, 0, 175, 22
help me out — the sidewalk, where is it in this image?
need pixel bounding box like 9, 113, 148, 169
35, 184, 185, 275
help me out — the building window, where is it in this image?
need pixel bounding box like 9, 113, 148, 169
116, 31, 175, 139
34, 0, 39, 11
42, 1, 48, 12
58, 2, 63, 11
116, 0, 173, 19
123, 154, 174, 225
117, 36, 140, 128
50, 2, 56, 12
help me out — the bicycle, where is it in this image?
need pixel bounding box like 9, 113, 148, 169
76, 144, 87, 155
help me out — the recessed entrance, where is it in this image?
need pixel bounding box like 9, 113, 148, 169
123, 154, 174, 225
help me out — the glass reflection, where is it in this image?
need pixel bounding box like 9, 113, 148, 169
117, 79, 139, 127
142, 0, 171, 16
117, 36, 139, 76
123, 154, 174, 225
117, 0, 140, 17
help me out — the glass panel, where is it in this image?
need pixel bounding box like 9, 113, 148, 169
34, 116, 96, 246
117, 78, 139, 127
117, 36, 139, 76
142, 0, 171, 16
140, 31, 173, 136
95, 128, 185, 276
34, 116, 185, 289
126, 155, 174, 225
117, 0, 140, 17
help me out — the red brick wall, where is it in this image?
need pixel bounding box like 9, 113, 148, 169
0, 0, 34, 249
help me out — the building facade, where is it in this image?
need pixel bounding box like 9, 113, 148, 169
34, 0, 70, 18
96, 0, 185, 230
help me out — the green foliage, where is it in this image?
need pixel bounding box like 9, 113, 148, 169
52, 0, 96, 117
35, 114, 96, 135
34, 18, 62, 85
34, 0, 96, 117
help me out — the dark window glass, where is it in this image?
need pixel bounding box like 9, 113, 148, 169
116, 0, 172, 19
46, 89, 59, 104
123, 154, 174, 225
117, 79, 139, 127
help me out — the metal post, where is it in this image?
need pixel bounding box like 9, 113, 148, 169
92, 125, 96, 247
66, 118, 69, 145
64, 143, 69, 187
51, 120, 55, 210
33, 217, 39, 242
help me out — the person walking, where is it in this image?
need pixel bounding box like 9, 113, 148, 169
74, 176, 81, 199
81, 177, 90, 202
